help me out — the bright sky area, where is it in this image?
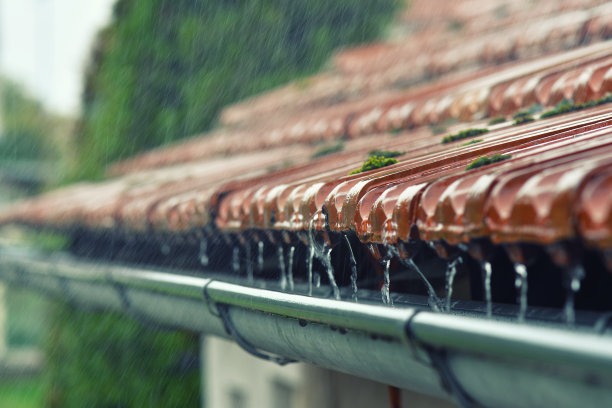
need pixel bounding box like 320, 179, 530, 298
0, 0, 115, 116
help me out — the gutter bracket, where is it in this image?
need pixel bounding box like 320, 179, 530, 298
406, 311, 480, 408
216, 304, 297, 366
203, 280, 296, 366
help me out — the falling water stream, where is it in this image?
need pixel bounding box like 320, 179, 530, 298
307, 245, 314, 295
245, 241, 253, 282
344, 235, 359, 302
278, 246, 287, 290
381, 258, 392, 305
257, 241, 264, 273
323, 247, 341, 300
199, 238, 209, 267
391, 249, 441, 312
445, 257, 461, 312
287, 246, 295, 291
232, 247, 240, 274
483, 261, 493, 318
564, 265, 585, 325
514, 263, 528, 322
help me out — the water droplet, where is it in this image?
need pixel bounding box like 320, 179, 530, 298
161, 243, 170, 256
564, 265, 585, 325
514, 263, 528, 322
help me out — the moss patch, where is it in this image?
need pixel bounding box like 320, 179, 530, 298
368, 149, 405, 158
513, 112, 535, 125
441, 128, 489, 144
540, 94, 612, 119
466, 154, 511, 170
487, 116, 506, 125
350, 155, 398, 174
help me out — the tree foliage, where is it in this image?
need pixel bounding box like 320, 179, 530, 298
74, 0, 399, 179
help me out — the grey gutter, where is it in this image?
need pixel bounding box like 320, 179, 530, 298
1, 246, 612, 407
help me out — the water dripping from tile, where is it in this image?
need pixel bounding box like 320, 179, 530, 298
482, 261, 493, 318
381, 258, 392, 305
307, 245, 314, 295
514, 263, 528, 322
287, 246, 295, 292
396, 251, 441, 312
445, 257, 461, 312
564, 264, 585, 326
245, 241, 253, 282
344, 235, 358, 302
232, 247, 240, 274
278, 246, 287, 290
323, 247, 341, 300
199, 238, 209, 267
257, 241, 264, 273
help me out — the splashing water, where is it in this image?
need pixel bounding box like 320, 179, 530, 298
232, 247, 240, 274
258, 241, 264, 273
199, 238, 209, 267
278, 246, 287, 290
245, 241, 253, 282
564, 265, 585, 325
344, 235, 359, 302
381, 258, 392, 305
287, 246, 295, 291
514, 263, 528, 322
483, 261, 493, 318
445, 257, 461, 312
308, 245, 314, 295
323, 247, 341, 300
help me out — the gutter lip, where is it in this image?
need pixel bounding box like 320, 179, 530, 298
410, 311, 612, 376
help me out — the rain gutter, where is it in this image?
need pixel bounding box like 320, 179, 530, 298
1, 246, 612, 407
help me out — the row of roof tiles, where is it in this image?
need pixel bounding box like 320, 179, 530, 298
4, 106, 612, 271
220, 1, 612, 128
110, 42, 612, 175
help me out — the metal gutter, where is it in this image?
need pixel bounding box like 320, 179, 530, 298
1, 246, 612, 407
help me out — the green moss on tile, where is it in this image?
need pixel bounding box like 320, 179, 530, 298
513, 114, 535, 125
441, 128, 489, 144
466, 154, 511, 170
487, 116, 506, 125
368, 149, 405, 158
350, 155, 398, 174
540, 94, 612, 119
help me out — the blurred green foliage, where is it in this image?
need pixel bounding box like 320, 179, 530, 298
74, 0, 399, 179
45, 302, 200, 408
0, 81, 59, 161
